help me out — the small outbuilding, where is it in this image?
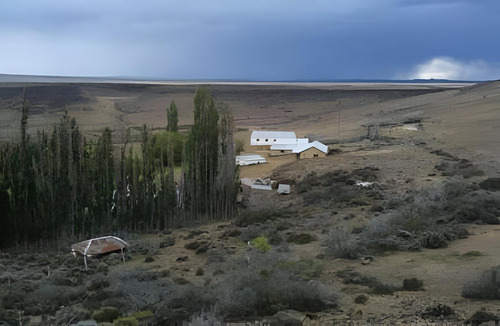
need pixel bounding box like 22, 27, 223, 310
236, 154, 266, 166
277, 184, 291, 194
293, 140, 328, 159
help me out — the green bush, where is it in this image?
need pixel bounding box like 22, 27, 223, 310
251, 236, 272, 252
92, 306, 120, 323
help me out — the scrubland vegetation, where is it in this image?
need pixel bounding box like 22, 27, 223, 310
1, 81, 500, 324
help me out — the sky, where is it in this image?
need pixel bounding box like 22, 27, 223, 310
1, 0, 499, 81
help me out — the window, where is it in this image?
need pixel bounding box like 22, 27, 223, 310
265, 139, 268, 142
256, 138, 260, 141
313, 154, 319, 157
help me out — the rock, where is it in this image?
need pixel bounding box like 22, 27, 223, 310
176, 256, 188, 262
144, 256, 155, 263
159, 237, 176, 248
91, 306, 120, 323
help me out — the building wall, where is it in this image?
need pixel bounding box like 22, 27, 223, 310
298, 147, 326, 159
251, 138, 296, 146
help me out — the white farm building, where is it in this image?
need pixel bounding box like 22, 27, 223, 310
250, 130, 328, 159
250, 131, 297, 146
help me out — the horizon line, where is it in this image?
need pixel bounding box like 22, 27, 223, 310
0, 72, 486, 84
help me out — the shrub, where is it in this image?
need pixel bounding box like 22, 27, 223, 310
421, 304, 455, 319
212, 252, 338, 318
463, 251, 482, 257
251, 236, 272, 252
336, 269, 396, 295
325, 227, 362, 259
235, 210, 285, 227
92, 306, 120, 323
185, 240, 207, 250
286, 233, 317, 244
354, 294, 368, 304
479, 178, 500, 190
462, 266, 500, 299
277, 259, 323, 279
402, 278, 424, 291
372, 283, 395, 295
235, 139, 245, 155
129, 240, 158, 255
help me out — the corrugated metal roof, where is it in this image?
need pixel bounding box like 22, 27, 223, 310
292, 140, 328, 154
270, 144, 297, 150
251, 131, 296, 139
270, 138, 309, 150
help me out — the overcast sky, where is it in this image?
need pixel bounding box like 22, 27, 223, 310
1, 0, 499, 81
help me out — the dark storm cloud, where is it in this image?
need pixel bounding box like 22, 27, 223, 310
0, 0, 499, 80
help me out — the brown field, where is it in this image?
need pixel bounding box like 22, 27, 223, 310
1, 79, 499, 322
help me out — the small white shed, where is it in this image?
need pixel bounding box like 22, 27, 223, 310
277, 184, 291, 194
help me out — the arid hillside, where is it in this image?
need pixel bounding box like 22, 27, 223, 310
1, 80, 499, 325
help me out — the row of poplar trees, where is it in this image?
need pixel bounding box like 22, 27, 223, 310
0, 87, 238, 249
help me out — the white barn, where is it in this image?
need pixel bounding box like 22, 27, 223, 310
250, 131, 297, 146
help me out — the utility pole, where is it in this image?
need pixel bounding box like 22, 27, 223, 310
337, 100, 341, 141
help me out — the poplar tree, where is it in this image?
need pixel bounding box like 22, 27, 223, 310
183, 87, 237, 222
167, 100, 179, 132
